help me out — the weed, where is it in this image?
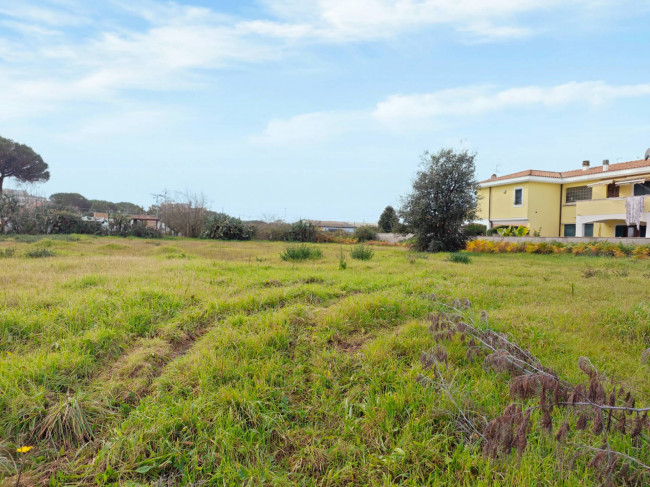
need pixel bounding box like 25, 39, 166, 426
339, 247, 347, 269
350, 244, 374, 260
280, 243, 323, 261
447, 252, 471, 264
0, 248, 15, 258
24, 248, 56, 258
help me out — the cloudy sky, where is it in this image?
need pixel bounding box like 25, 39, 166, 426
1, 0, 649, 221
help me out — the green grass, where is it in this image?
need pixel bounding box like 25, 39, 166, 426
0, 238, 647, 485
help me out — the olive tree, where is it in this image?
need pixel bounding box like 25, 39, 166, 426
400, 149, 479, 252
0, 136, 49, 195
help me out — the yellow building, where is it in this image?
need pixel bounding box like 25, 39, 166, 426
477, 157, 650, 238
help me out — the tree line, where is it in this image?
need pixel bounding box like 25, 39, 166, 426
2, 133, 483, 250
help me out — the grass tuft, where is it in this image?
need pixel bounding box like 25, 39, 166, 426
24, 248, 56, 258
446, 252, 471, 264
350, 244, 374, 260
280, 244, 323, 261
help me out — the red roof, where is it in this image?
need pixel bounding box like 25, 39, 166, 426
481, 159, 650, 184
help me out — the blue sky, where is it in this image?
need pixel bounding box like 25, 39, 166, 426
1, 0, 649, 222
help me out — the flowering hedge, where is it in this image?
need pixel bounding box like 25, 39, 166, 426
466, 239, 650, 258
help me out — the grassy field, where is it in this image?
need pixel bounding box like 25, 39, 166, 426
0, 236, 648, 485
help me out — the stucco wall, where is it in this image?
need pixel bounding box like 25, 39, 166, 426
526, 182, 561, 237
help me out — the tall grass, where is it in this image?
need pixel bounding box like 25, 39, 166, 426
280, 243, 323, 261
0, 238, 647, 485
350, 244, 374, 260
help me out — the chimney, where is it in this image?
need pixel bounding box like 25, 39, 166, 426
582, 160, 590, 171
602, 159, 609, 171
491, 174, 497, 179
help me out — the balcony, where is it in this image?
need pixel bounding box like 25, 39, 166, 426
575, 196, 650, 217
574, 196, 650, 237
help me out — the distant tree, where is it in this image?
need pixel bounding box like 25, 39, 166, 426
378, 206, 399, 232
354, 225, 378, 242
202, 213, 254, 240
400, 149, 479, 252
50, 193, 90, 212
0, 136, 50, 196
287, 220, 319, 242
89, 200, 118, 213
0, 194, 18, 233
158, 190, 208, 237
115, 202, 144, 214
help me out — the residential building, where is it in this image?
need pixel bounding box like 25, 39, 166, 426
477, 154, 650, 238
3, 189, 48, 209
129, 214, 161, 229
307, 220, 367, 233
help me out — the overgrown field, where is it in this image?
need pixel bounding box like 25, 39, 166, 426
0, 237, 648, 485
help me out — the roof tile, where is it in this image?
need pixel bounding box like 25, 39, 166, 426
480, 159, 650, 183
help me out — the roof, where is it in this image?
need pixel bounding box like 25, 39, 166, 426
129, 214, 159, 221
480, 158, 650, 184
307, 220, 364, 228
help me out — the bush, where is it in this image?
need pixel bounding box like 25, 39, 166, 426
287, 220, 319, 242
253, 221, 291, 241
25, 248, 56, 258
280, 244, 323, 261
202, 214, 254, 240
466, 239, 650, 259
350, 244, 374, 260
0, 247, 16, 258
486, 226, 507, 236
464, 223, 487, 237
447, 252, 471, 264
353, 226, 378, 242
128, 223, 162, 239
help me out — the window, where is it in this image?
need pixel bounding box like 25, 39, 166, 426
564, 224, 576, 237
607, 183, 619, 198
584, 223, 593, 237
633, 182, 650, 196
513, 187, 523, 206
565, 186, 592, 204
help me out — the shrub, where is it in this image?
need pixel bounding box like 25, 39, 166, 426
25, 248, 56, 258
253, 221, 291, 241
486, 226, 507, 236
447, 252, 471, 264
128, 223, 162, 239
353, 226, 378, 242
280, 244, 323, 261
202, 213, 254, 240
287, 220, 319, 242
350, 244, 374, 260
0, 247, 15, 258
464, 223, 487, 237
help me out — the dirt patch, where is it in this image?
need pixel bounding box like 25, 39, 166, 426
330, 333, 370, 356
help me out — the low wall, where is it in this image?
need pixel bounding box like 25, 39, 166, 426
376, 233, 413, 243
477, 236, 650, 245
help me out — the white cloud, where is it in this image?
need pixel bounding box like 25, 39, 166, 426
250, 110, 372, 146
262, 0, 615, 41
252, 81, 650, 143
373, 81, 650, 126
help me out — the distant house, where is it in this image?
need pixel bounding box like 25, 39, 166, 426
129, 214, 161, 229
3, 189, 48, 209
307, 220, 367, 233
